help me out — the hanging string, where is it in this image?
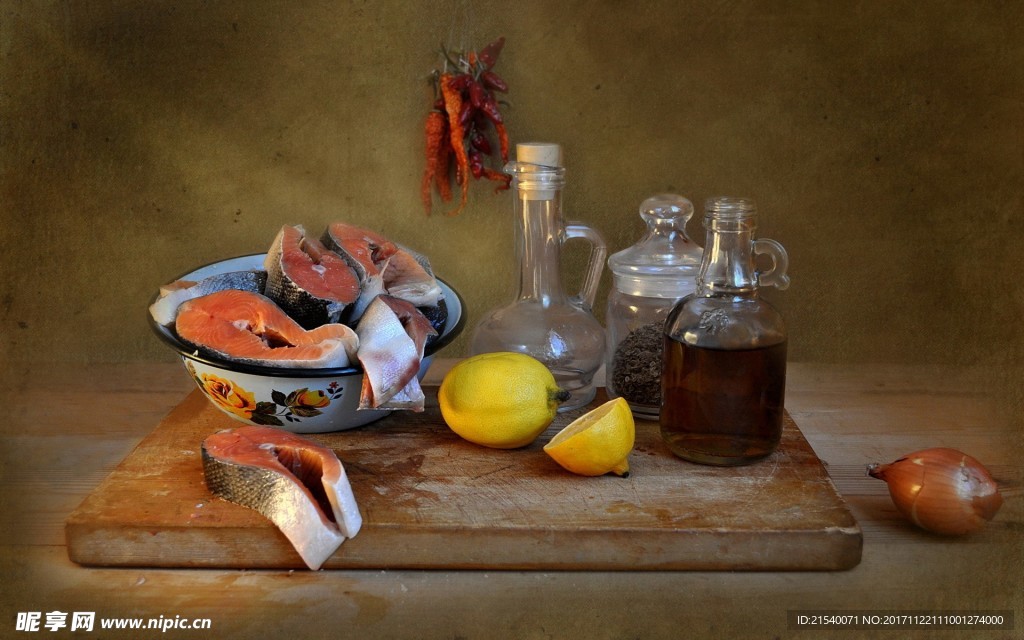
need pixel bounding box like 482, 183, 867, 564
444, 0, 475, 71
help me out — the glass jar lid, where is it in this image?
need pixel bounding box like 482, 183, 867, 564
608, 194, 702, 298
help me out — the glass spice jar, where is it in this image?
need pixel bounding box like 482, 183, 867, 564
605, 194, 702, 419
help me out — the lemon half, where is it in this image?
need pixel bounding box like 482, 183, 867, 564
543, 397, 635, 477
439, 352, 570, 449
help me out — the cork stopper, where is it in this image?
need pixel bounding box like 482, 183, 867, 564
515, 142, 562, 168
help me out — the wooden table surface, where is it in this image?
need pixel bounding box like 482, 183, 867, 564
1, 360, 1021, 639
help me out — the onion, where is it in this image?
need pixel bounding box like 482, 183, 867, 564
867, 447, 1003, 536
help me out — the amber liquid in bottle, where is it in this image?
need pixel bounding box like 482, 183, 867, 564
661, 336, 787, 465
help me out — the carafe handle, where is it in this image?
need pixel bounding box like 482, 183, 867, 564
564, 221, 607, 310
753, 238, 790, 290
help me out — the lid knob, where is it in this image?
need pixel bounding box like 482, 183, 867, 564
640, 193, 694, 223
607, 193, 702, 298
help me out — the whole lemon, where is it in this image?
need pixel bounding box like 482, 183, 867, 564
439, 352, 569, 449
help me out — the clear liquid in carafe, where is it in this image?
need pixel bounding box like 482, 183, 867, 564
660, 336, 787, 466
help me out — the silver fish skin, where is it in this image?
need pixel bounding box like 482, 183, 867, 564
355, 295, 437, 411
149, 270, 268, 326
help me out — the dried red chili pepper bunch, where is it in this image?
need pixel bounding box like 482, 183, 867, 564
421, 36, 512, 217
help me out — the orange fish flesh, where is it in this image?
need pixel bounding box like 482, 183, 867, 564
175, 289, 359, 368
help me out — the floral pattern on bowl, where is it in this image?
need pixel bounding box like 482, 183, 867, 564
187, 361, 348, 427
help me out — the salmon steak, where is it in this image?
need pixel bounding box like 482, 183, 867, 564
201, 426, 362, 570
149, 269, 268, 326
264, 225, 361, 328
175, 289, 359, 368
322, 222, 445, 321
320, 221, 399, 321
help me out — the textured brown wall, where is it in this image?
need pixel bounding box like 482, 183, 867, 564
2, 1, 1021, 381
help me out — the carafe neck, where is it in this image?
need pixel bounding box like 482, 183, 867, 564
514, 184, 566, 305
696, 198, 759, 296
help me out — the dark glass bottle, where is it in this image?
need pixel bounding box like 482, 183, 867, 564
661, 197, 790, 466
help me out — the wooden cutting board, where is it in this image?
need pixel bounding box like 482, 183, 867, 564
66, 388, 861, 571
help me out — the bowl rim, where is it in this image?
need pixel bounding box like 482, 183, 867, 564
148, 253, 466, 378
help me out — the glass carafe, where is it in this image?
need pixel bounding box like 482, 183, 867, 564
469, 142, 607, 411
606, 194, 702, 419
661, 196, 790, 465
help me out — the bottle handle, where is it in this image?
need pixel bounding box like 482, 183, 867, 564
563, 221, 607, 310
753, 238, 790, 290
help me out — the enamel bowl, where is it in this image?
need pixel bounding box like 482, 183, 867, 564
149, 254, 465, 433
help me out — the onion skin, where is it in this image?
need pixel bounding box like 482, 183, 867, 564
867, 447, 1003, 536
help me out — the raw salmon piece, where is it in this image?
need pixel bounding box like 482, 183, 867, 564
202, 426, 362, 570
321, 222, 400, 321
322, 222, 444, 318
383, 246, 443, 307
264, 225, 361, 328
175, 289, 359, 368
355, 295, 437, 411
149, 270, 268, 326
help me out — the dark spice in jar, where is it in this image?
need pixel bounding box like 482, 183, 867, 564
610, 322, 664, 406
